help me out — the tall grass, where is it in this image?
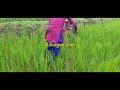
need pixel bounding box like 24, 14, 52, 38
0, 19, 120, 72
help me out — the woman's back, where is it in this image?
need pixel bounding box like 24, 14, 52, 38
47, 18, 66, 31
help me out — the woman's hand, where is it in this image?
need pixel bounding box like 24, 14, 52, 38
72, 23, 77, 35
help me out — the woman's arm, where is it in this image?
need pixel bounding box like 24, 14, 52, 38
67, 18, 75, 24
67, 18, 77, 34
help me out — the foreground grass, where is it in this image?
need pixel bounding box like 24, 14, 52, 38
0, 19, 120, 72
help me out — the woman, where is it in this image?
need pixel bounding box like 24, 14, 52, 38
45, 18, 77, 59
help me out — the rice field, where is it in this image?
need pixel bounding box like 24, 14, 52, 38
0, 18, 120, 72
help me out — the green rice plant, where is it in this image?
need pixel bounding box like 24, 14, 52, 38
0, 18, 120, 72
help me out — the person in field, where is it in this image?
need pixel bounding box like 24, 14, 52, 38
45, 18, 77, 59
